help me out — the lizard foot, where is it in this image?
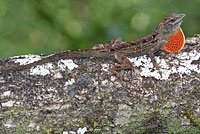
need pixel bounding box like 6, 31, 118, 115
110, 53, 133, 80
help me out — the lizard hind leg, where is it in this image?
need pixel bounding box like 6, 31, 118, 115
92, 37, 122, 49
104, 37, 122, 48
110, 53, 133, 80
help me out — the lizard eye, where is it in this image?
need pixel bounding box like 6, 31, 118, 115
169, 17, 175, 21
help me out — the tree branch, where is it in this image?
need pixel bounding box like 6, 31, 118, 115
1, 35, 200, 133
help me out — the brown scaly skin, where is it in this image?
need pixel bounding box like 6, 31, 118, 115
0, 13, 185, 77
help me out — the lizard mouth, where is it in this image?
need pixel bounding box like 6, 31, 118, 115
179, 14, 186, 21
174, 14, 186, 25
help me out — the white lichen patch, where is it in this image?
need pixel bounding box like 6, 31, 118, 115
47, 87, 56, 92
58, 59, 78, 71
178, 50, 200, 74
3, 91, 11, 97
62, 127, 88, 134
65, 78, 75, 86
63, 131, 68, 134
30, 63, 53, 76
27, 122, 36, 128
12, 54, 42, 65
77, 127, 87, 134
12, 55, 78, 76
4, 123, 16, 128
2, 100, 15, 107
53, 72, 63, 79
101, 79, 109, 85
129, 49, 200, 80
101, 63, 109, 72
129, 56, 163, 80
36, 126, 40, 131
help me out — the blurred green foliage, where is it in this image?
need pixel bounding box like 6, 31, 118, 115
0, 0, 200, 58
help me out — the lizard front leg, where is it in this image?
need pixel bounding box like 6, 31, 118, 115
147, 40, 168, 70
110, 53, 133, 80
148, 52, 159, 70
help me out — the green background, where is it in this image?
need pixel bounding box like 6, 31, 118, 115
0, 0, 199, 58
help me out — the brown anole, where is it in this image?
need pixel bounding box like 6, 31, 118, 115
0, 13, 186, 79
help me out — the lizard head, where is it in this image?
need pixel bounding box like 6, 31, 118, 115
156, 13, 185, 36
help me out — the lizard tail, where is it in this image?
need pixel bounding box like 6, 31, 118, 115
0, 49, 110, 72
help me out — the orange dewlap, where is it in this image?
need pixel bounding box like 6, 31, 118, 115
162, 28, 185, 52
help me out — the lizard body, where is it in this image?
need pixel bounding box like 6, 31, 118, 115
0, 13, 185, 75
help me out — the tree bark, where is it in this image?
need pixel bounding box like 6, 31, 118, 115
1, 35, 200, 133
